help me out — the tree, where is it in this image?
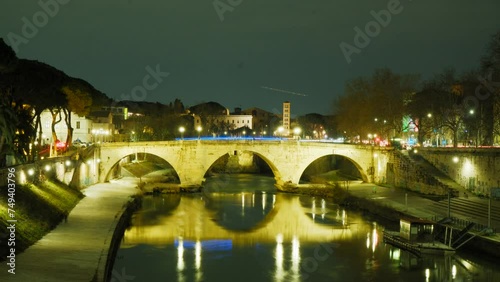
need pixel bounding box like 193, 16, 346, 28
0, 90, 18, 166
0, 89, 34, 166
335, 69, 419, 142
335, 77, 371, 141
0, 38, 18, 73
369, 69, 419, 138
61, 84, 92, 146
480, 30, 500, 145
3, 59, 68, 159
298, 113, 326, 138
406, 87, 438, 144
412, 68, 479, 147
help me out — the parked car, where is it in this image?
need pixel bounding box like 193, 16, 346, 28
72, 139, 87, 148
38, 140, 67, 158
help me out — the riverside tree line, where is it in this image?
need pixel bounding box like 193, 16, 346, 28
334, 31, 500, 147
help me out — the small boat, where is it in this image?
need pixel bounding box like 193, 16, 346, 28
383, 217, 455, 256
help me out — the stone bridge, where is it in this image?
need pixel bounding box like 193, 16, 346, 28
96, 140, 391, 189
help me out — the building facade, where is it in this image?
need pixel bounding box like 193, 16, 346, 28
193, 109, 253, 135
39, 110, 93, 144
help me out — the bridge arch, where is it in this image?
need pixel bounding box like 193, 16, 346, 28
203, 149, 282, 186
103, 152, 181, 184
297, 154, 369, 184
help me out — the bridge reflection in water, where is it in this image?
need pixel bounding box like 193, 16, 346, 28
122, 193, 351, 245
120, 193, 352, 282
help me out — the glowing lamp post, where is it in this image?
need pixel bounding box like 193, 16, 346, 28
277, 126, 284, 139
293, 127, 301, 140
179, 126, 185, 140
196, 126, 202, 139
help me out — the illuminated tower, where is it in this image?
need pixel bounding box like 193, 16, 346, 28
283, 101, 290, 136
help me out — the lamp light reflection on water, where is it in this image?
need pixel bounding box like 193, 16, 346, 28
195, 241, 202, 282
291, 236, 300, 276
342, 210, 347, 226
275, 234, 284, 282
312, 199, 316, 221
177, 237, 184, 271
195, 241, 201, 270
389, 248, 400, 260
241, 193, 245, 216
321, 199, 326, 220
372, 228, 378, 253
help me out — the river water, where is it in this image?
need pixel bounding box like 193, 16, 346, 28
112, 174, 500, 282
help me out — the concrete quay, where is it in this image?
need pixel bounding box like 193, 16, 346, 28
0, 179, 139, 282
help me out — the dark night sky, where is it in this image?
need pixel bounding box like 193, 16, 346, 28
1, 0, 499, 115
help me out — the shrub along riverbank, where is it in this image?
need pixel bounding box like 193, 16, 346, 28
0, 179, 84, 260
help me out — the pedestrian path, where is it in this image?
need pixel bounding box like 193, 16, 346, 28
0, 179, 139, 282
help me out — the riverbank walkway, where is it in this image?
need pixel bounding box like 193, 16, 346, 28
347, 183, 500, 243
0, 179, 139, 282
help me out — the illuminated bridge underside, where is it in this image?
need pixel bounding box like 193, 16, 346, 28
98, 141, 390, 188
122, 195, 355, 245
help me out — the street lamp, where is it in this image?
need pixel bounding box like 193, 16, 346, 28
179, 126, 185, 140
104, 130, 110, 142
196, 126, 202, 139
277, 126, 284, 139
293, 127, 301, 140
